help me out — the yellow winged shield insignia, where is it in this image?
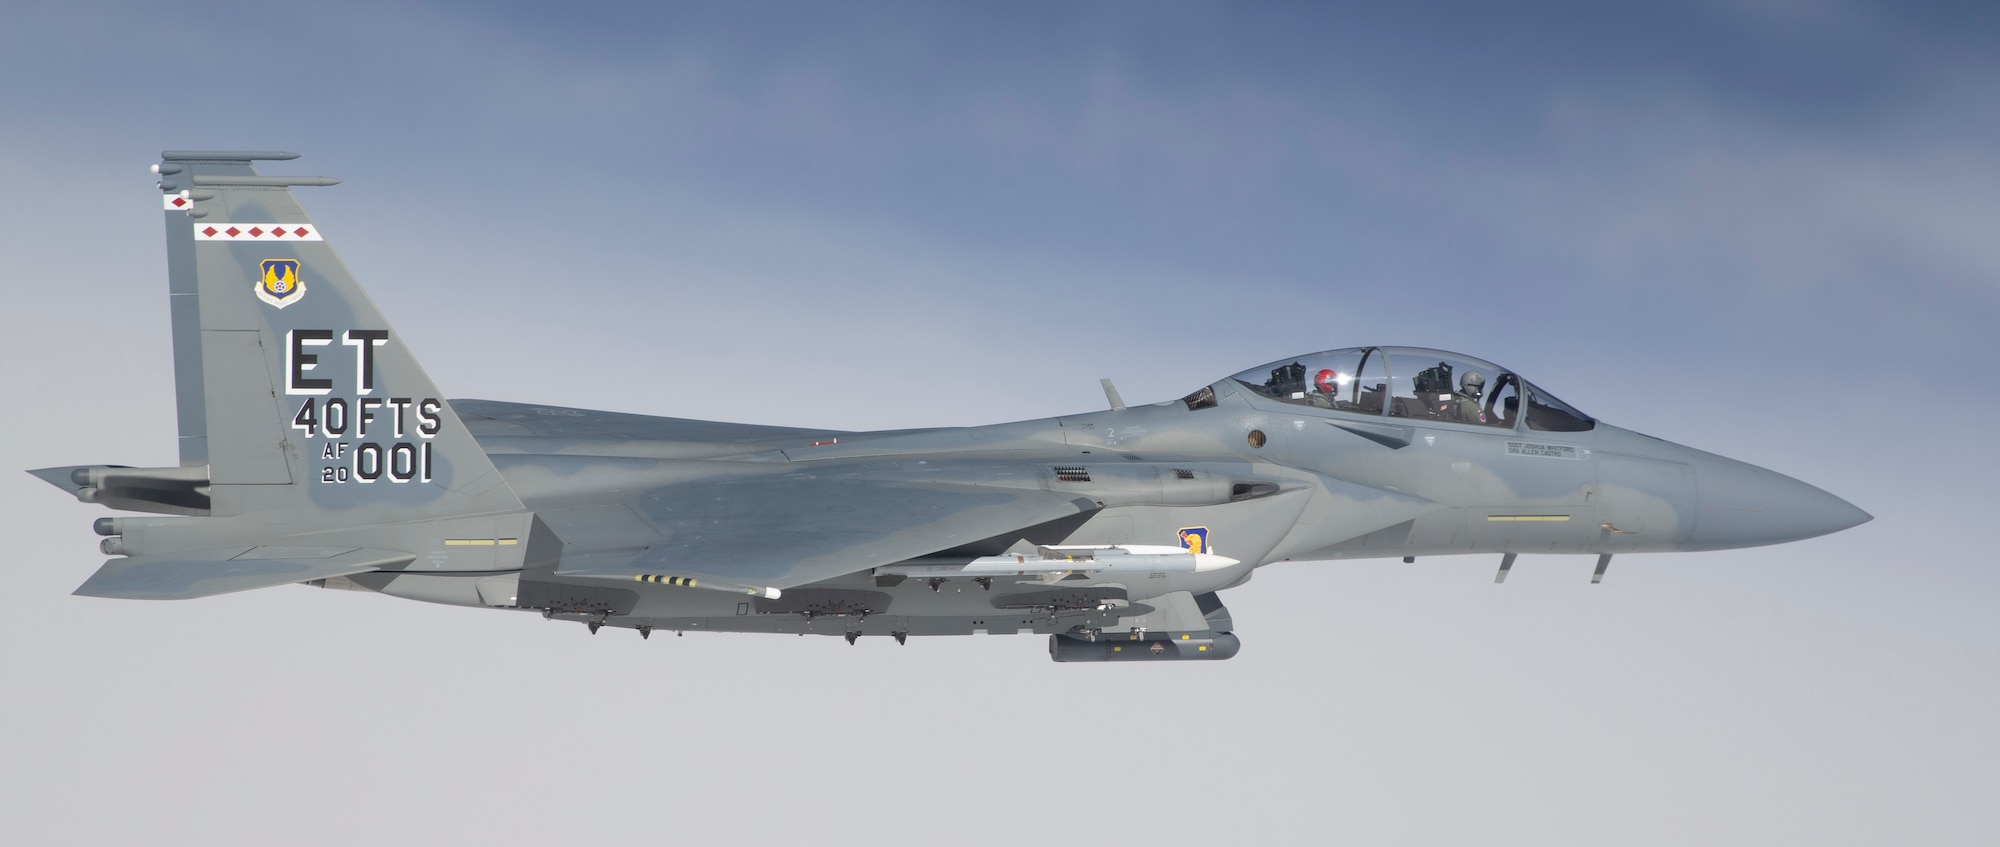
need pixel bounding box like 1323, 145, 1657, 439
256, 259, 305, 309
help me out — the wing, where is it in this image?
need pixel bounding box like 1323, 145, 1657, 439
453, 398, 857, 443
553, 470, 1100, 591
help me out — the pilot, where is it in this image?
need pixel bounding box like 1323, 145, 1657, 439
1308, 369, 1342, 409
1451, 371, 1487, 423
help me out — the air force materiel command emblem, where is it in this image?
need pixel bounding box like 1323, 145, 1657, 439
1178, 526, 1210, 555
256, 259, 305, 309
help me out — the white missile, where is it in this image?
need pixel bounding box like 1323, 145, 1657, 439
877, 544, 1238, 578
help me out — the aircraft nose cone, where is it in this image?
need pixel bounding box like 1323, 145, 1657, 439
1684, 455, 1872, 551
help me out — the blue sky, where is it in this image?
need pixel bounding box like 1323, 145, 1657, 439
3, 3, 1996, 844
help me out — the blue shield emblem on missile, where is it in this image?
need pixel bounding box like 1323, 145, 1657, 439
256, 259, 305, 309
1178, 526, 1210, 555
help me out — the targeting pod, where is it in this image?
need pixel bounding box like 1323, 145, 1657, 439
1048, 631, 1241, 662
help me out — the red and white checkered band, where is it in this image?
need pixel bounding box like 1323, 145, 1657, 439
163, 194, 193, 211
193, 223, 323, 241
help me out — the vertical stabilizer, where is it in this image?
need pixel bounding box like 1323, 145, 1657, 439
154, 151, 523, 520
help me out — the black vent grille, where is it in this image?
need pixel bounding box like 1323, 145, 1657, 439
1174, 468, 1196, 480
1053, 466, 1092, 482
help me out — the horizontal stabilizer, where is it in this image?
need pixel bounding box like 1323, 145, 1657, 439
27, 465, 102, 495
74, 547, 415, 601
29, 464, 212, 515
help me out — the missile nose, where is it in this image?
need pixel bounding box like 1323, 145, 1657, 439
1191, 553, 1242, 572
1684, 455, 1872, 551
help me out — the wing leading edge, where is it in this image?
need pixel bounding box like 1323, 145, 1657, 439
453, 399, 857, 444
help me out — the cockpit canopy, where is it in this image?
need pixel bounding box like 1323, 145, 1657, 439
1199, 346, 1593, 432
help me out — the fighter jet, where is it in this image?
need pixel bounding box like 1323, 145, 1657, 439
30, 151, 1871, 661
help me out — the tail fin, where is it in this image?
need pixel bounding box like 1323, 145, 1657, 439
153, 150, 522, 519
